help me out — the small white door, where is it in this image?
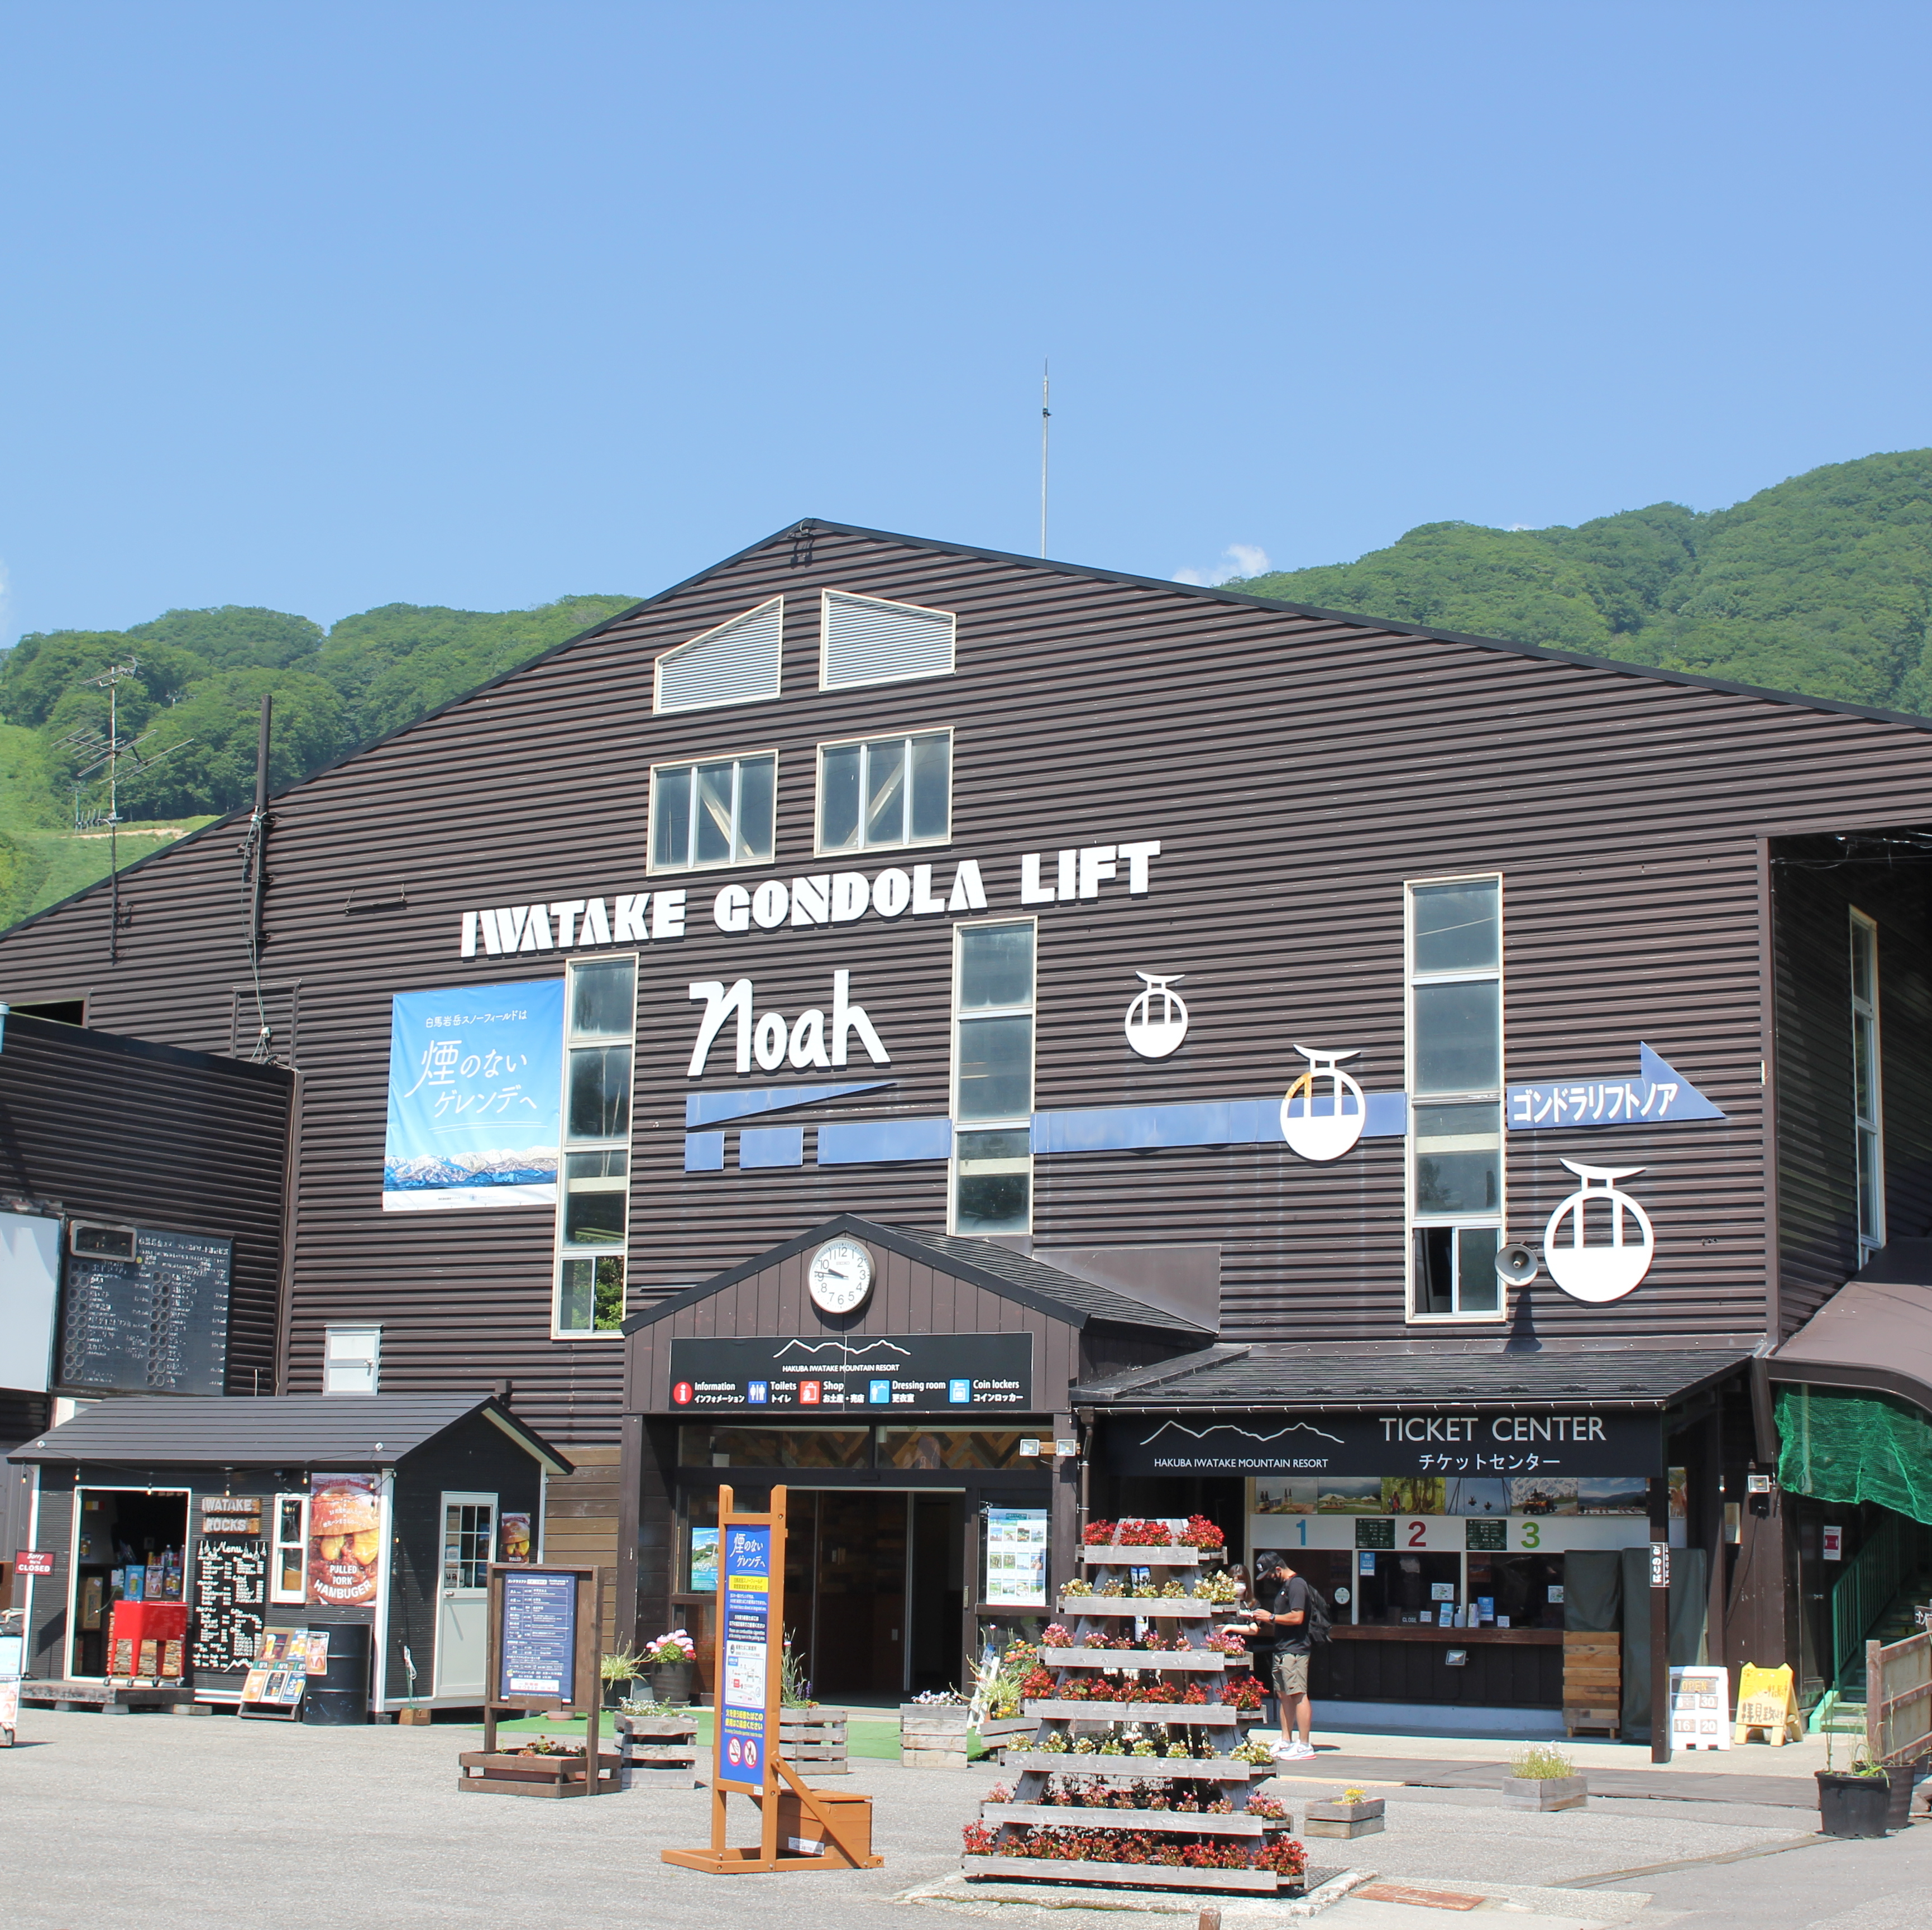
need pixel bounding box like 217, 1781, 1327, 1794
434, 1492, 497, 1699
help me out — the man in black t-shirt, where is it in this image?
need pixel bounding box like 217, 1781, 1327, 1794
1249, 1556, 1314, 1761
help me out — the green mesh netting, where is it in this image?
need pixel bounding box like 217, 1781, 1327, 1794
1777, 1385, 1932, 1527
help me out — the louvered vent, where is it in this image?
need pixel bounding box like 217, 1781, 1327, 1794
820, 590, 955, 690
654, 597, 785, 713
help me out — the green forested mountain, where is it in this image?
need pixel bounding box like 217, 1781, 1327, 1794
1227, 449, 1932, 715
0, 594, 637, 928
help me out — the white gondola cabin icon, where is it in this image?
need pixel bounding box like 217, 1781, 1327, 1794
1280, 1044, 1366, 1162
1124, 973, 1189, 1059
1543, 1159, 1656, 1303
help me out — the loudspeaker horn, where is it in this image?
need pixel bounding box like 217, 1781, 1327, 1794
1496, 1243, 1540, 1287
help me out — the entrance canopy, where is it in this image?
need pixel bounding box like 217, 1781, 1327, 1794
1771, 1240, 1932, 1415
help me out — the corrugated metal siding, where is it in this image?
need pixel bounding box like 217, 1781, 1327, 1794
1, 526, 1931, 1445
0, 1016, 290, 1397
1771, 849, 1932, 1335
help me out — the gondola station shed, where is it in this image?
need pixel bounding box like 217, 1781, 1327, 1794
5, 517, 1932, 1737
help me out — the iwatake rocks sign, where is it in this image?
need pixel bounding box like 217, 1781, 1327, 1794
1107, 1408, 1663, 1479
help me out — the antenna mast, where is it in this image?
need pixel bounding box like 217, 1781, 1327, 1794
83, 658, 141, 963
1039, 360, 1050, 558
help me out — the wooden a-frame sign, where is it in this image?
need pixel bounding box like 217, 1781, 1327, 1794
663, 1485, 881, 1875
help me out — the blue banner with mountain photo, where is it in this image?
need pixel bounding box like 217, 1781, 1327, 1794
382, 980, 563, 1211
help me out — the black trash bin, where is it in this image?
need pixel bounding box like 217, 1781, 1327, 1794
305, 1621, 372, 1726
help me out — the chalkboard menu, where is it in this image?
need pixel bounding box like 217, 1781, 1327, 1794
192, 1537, 267, 1674
498, 1570, 578, 1702
59, 1227, 234, 1395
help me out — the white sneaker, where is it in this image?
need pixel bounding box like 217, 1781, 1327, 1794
1283, 1741, 1316, 1759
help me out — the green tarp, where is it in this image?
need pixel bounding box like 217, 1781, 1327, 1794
1777, 1385, 1932, 1528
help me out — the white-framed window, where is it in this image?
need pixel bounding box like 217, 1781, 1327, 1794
1407, 875, 1505, 1321
816, 729, 951, 854
1852, 907, 1885, 1259
819, 589, 955, 690
270, 1492, 308, 1603
951, 918, 1035, 1234
554, 953, 637, 1337
648, 751, 777, 874
653, 597, 784, 714
323, 1324, 381, 1394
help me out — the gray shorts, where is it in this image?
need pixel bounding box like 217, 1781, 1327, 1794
1270, 1650, 1309, 1698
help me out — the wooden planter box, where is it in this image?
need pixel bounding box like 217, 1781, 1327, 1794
902, 1706, 972, 1769
618, 1714, 701, 1789
1304, 1797, 1384, 1838
1045, 1649, 1231, 1670
1080, 1546, 1208, 1566
780, 1707, 849, 1774
457, 1749, 620, 1798
963, 1855, 1289, 1894
983, 1804, 1291, 1837
978, 1716, 1036, 1760
1562, 1633, 1621, 1739
1024, 1699, 1252, 1724
1501, 1774, 1586, 1812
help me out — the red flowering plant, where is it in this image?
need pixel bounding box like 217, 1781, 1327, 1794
1178, 1514, 1226, 1551
1134, 1679, 1179, 1704
1019, 1665, 1058, 1700
1115, 1518, 1174, 1547
1039, 1623, 1074, 1649
962, 1822, 1000, 1855
1082, 1520, 1118, 1546
1220, 1673, 1268, 1711
1180, 1682, 1209, 1705
974, 1826, 1309, 1875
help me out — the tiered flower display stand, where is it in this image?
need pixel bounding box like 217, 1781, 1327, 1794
962, 1537, 1307, 1897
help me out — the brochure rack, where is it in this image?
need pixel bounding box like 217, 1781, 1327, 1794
963, 1541, 1308, 1896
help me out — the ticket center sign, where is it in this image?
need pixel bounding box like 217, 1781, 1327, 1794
719, 1525, 773, 1788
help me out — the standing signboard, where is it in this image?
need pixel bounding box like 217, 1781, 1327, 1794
465, 1562, 611, 1795
664, 1485, 881, 1876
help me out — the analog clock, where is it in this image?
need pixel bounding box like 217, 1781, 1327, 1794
808, 1238, 874, 1315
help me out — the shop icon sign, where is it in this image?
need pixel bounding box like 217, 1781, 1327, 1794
799, 1380, 822, 1404
1543, 1159, 1655, 1303
1125, 973, 1189, 1059
1280, 1044, 1367, 1162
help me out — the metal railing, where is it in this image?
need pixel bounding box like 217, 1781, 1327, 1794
1867, 1629, 1932, 1766
1834, 1516, 1909, 1693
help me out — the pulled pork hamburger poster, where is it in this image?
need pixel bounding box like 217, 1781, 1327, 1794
308, 1474, 383, 1606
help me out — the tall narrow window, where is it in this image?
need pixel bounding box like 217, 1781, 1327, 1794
649, 753, 776, 873
817, 730, 951, 853
951, 920, 1035, 1234
270, 1493, 308, 1604
554, 954, 636, 1336
1407, 877, 1504, 1320
1851, 909, 1885, 1259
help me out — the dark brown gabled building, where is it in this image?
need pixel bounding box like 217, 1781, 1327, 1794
3, 518, 1932, 1737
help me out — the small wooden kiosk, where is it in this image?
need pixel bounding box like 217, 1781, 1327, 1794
663, 1486, 879, 1875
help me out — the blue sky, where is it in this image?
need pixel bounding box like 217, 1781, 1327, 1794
5, 3, 1931, 643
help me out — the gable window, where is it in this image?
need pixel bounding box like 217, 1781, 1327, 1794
1852, 909, 1885, 1259
817, 730, 950, 853
820, 589, 955, 690
951, 919, 1035, 1234
554, 954, 636, 1337
649, 753, 777, 873
654, 598, 784, 713
1407, 876, 1504, 1320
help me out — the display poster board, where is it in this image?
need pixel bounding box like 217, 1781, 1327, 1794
1668, 1665, 1731, 1751
241, 1631, 312, 1719
719, 1522, 774, 1785
57, 1226, 233, 1396
308, 1473, 382, 1607
498, 1570, 579, 1702
984, 1507, 1048, 1606
382, 980, 563, 1212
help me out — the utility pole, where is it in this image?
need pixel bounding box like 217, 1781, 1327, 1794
83, 659, 141, 964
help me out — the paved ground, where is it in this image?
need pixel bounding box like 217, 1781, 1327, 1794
0, 1708, 1914, 1930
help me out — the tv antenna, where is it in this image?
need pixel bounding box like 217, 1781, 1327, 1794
1039, 360, 1050, 558
56, 657, 191, 963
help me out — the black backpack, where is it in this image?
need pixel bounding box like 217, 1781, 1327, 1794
1273, 1575, 1333, 1645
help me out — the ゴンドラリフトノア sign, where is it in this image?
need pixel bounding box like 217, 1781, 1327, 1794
668, 1332, 1033, 1411
719, 1525, 772, 1784
1109, 1408, 1664, 1478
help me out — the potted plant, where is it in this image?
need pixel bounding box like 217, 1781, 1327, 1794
599, 1646, 644, 1709
1817, 1743, 1896, 1838
644, 1629, 696, 1706
1501, 1743, 1587, 1811
1304, 1785, 1385, 1838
